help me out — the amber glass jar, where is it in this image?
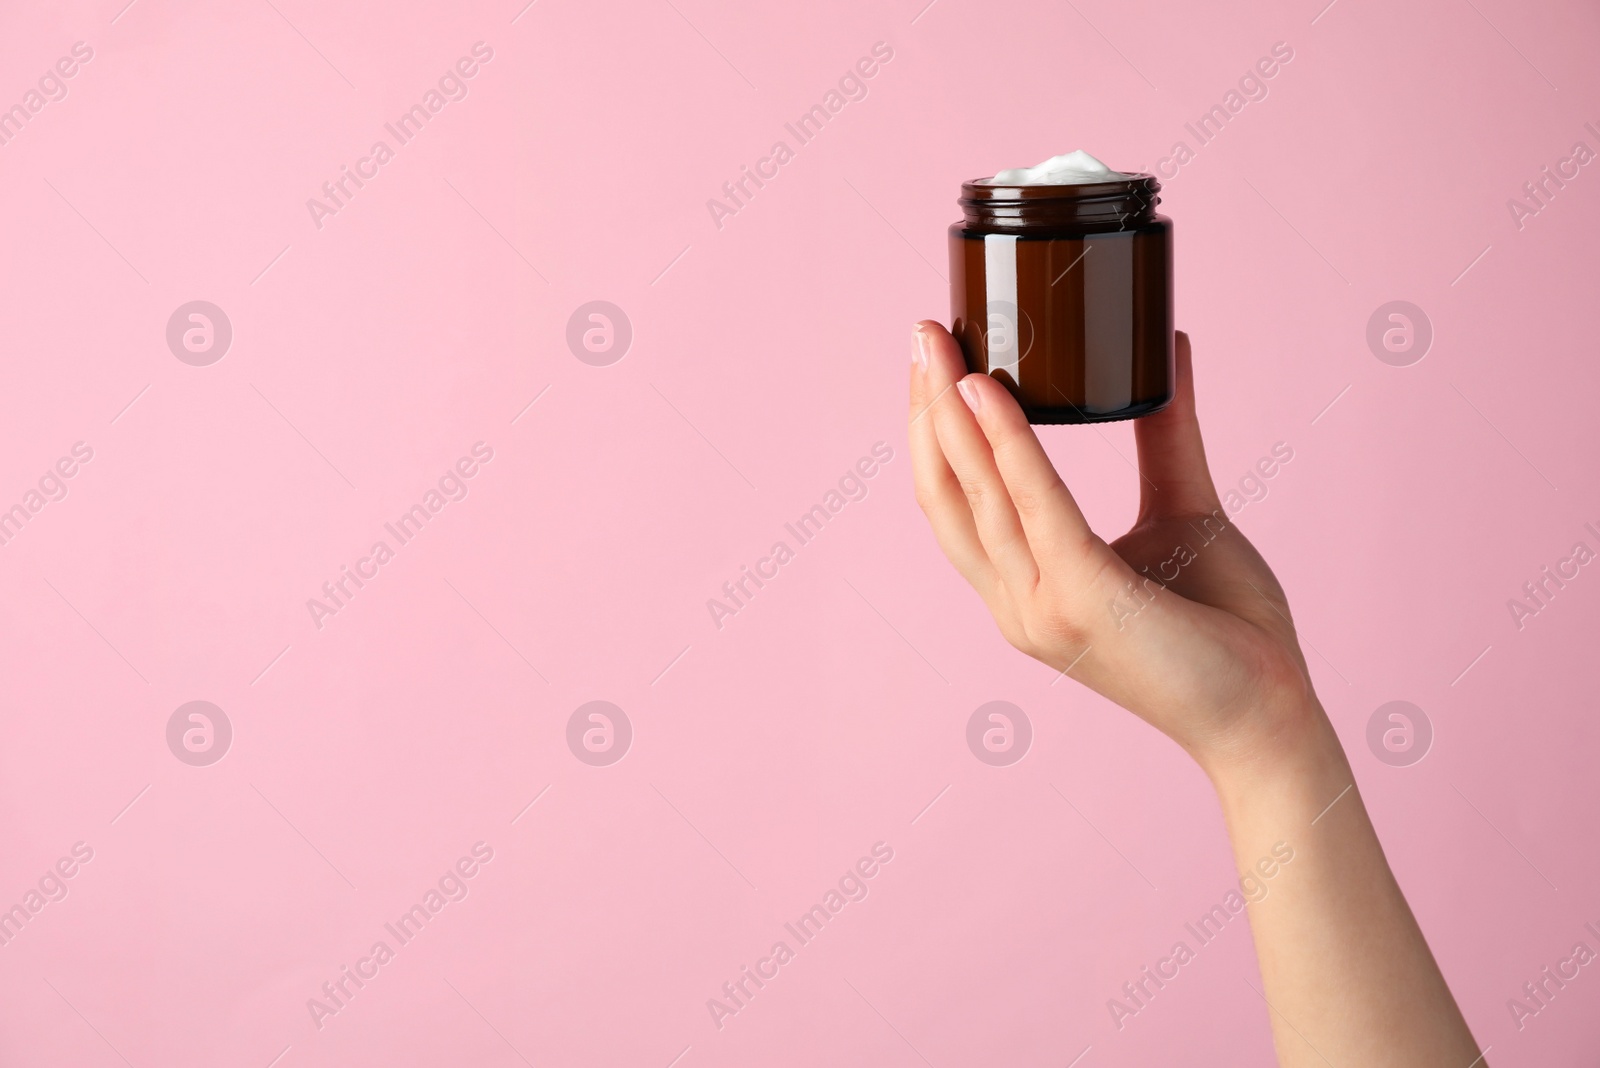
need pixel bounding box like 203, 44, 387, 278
949, 175, 1173, 423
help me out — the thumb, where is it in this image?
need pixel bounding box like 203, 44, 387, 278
1132, 331, 1221, 521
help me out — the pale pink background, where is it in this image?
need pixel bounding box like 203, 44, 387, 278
1, 0, 1597, 1064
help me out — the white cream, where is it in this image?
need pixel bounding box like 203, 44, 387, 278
984, 150, 1131, 185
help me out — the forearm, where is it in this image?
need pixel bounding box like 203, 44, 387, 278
1207, 702, 1484, 1067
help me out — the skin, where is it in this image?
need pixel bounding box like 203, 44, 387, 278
909, 322, 1485, 1067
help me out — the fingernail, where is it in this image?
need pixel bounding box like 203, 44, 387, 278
957, 377, 981, 413
912, 326, 929, 371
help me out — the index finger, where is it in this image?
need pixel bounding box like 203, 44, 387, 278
952, 366, 1127, 592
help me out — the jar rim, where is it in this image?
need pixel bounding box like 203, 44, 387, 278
959, 173, 1161, 203
956, 174, 1162, 231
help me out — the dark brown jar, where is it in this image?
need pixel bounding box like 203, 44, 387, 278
949, 175, 1173, 423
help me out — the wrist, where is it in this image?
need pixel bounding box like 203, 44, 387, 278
1197, 693, 1349, 812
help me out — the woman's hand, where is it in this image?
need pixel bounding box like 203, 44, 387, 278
910, 321, 1485, 1068
909, 321, 1314, 777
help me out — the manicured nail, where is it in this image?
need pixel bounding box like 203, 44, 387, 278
957, 377, 981, 413
912, 325, 929, 371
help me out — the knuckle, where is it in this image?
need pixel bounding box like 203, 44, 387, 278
956, 473, 990, 512
1006, 480, 1054, 519
1029, 607, 1088, 652
999, 594, 1085, 661
996, 613, 1035, 657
